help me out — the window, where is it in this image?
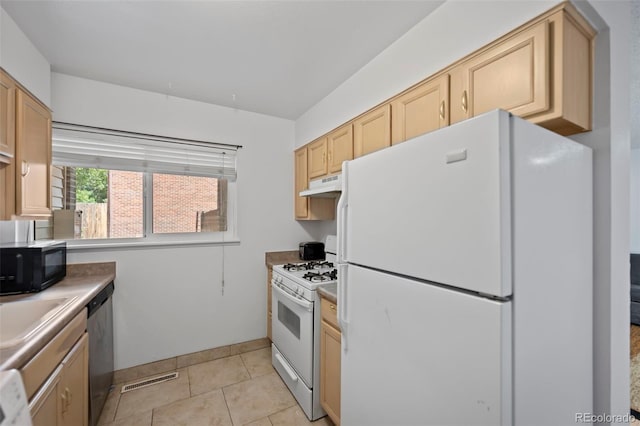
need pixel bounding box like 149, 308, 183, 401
37, 123, 239, 246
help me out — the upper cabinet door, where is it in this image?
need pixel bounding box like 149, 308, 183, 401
353, 104, 391, 158
15, 88, 52, 217
0, 70, 16, 163
308, 137, 328, 179
451, 20, 549, 123
391, 75, 450, 145
295, 147, 309, 219
327, 124, 353, 174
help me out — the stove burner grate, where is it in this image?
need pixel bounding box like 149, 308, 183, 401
302, 270, 338, 282
283, 261, 335, 272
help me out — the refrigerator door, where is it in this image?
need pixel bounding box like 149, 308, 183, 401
341, 110, 512, 297
341, 264, 512, 426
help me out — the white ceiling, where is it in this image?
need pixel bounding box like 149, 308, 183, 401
1, 0, 444, 120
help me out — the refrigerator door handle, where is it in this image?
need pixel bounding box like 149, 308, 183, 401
338, 263, 349, 351
337, 161, 348, 263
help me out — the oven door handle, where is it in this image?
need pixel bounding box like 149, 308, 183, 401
274, 352, 298, 383
271, 282, 313, 311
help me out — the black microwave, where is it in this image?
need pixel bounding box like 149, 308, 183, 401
0, 241, 67, 295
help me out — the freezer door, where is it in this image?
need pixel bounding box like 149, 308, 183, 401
342, 110, 512, 297
341, 264, 512, 426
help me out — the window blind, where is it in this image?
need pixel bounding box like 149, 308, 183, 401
52, 123, 239, 181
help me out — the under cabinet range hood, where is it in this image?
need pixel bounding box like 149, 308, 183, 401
300, 174, 341, 197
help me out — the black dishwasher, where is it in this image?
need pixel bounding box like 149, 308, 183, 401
87, 281, 114, 426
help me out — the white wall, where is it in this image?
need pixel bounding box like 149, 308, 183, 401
51, 73, 319, 370
632, 149, 640, 253
0, 6, 50, 106
295, 0, 633, 419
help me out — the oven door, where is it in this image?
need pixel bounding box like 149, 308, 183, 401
271, 279, 314, 387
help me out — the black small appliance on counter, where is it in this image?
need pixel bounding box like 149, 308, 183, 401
299, 241, 325, 260
0, 241, 67, 295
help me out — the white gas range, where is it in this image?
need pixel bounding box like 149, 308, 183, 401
271, 237, 337, 421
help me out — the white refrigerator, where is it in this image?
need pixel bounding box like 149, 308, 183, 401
336, 110, 593, 426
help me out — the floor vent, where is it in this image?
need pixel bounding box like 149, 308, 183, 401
120, 372, 179, 393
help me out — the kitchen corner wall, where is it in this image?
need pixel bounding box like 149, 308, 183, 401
51, 73, 317, 370
0, 7, 50, 107
294, 0, 633, 419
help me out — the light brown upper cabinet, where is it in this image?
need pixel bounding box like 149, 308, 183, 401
292, 2, 594, 220
308, 137, 328, 179
392, 74, 450, 145
450, 20, 549, 125
327, 124, 353, 174
14, 88, 52, 218
0, 70, 16, 220
295, 147, 310, 219
294, 146, 335, 221
450, 4, 594, 135
354, 104, 391, 158
0, 69, 16, 162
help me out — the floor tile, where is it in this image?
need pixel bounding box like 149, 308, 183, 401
269, 406, 333, 426
97, 386, 122, 425
245, 418, 273, 426
223, 372, 296, 425
241, 347, 275, 378
105, 411, 152, 426
152, 389, 232, 426
188, 355, 250, 396
115, 369, 190, 420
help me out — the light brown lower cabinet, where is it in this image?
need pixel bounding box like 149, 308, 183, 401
30, 333, 89, 426
30, 363, 63, 426
320, 298, 341, 425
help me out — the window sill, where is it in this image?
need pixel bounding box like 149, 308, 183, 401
66, 238, 240, 251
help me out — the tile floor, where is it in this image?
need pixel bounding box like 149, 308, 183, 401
98, 346, 334, 426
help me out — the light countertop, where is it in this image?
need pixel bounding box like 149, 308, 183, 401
0, 262, 115, 371
265, 250, 302, 268
318, 282, 337, 304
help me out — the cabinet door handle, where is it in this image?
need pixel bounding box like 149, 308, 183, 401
65, 387, 72, 406
61, 391, 68, 413
323, 152, 326, 164
439, 100, 445, 120
461, 90, 468, 113
21, 160, 30, 177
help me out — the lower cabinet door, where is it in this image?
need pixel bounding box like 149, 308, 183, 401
60, 333, 89, 426
320, 319, 341, 425
30, 365, 63, 426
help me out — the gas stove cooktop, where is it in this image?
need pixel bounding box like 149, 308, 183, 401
281, 261, 334, 272
273, 261, 337, 289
